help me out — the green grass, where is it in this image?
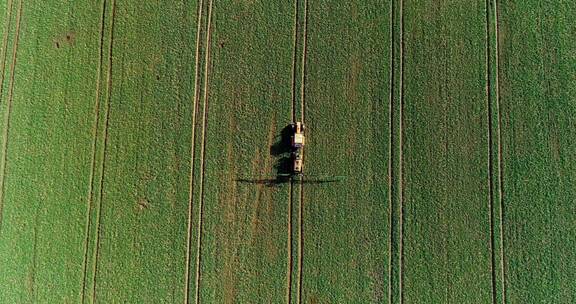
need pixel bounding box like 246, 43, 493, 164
0, 1, 103, 302
402, 1, 493, 302
0, 0, 574, 303
498, 1, 576, 302
88, 1, 197, 302
197, 1, 293, 303
302, 1, 390, 303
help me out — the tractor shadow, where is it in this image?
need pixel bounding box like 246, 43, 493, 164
270, 124, 293, 157
269, 125, 295, 180
235, 159, 291, 186
236, 125, 293, 187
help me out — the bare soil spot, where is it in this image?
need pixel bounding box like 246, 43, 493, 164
136, 198, 150, 211
53, 31, 76, 49
309, 295, 320, 304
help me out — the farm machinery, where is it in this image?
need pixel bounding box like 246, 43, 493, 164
236, 121, 345, 186
290, 122, 305, 175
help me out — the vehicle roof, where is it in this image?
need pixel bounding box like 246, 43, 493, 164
294, 133, 304, 143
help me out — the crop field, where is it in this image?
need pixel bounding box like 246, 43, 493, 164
0, 0, 574, 303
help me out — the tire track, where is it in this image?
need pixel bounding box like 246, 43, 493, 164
194, 0, 214, 302
296, 0, 308, 303
398, 0, 405, 302
286, 182, 293, 304
493, 0, 507, 301
30, 204, 41, 301
290, 0, 298, 124
0, 0, 15, 235
80, 1, 109, 301
286, 0, 300, 302
91, 0, 117, 301
387, 0, 395, 302
388, 0, 405, 302
485, 0, 506, 303
299, 0, 308, 123
184, 0, 205, 302
485, 1, 497, 303
0, 0, 22, 235
0, 0, 14, 104
296, 180, 304, 304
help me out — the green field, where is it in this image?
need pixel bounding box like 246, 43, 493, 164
0, 0, 574, 303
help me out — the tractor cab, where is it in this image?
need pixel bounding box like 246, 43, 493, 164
291, 122, 305, 149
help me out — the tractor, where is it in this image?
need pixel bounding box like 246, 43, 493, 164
291, 122, 305, 174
